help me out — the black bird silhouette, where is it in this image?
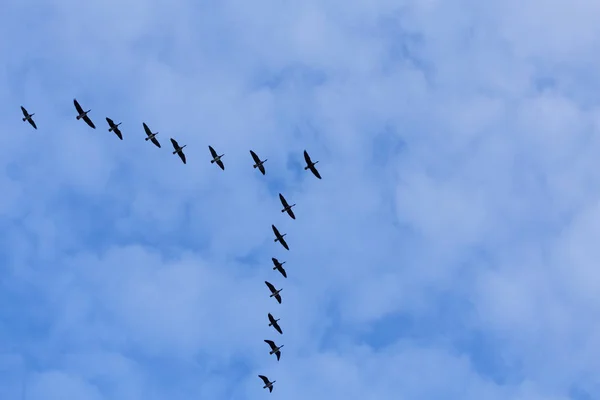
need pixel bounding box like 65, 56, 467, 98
264, 339, 284, 361
265, 281, 282, 304
73, 99, 95, 129
271, 257, 287, 278
258, 375, 275, 392
170, 138, 187, 164
250, 150, 267, 175
105, 117, 123, 140
20, 106, 37, 129
209, 145, 225, 170
303, 150, 321, 179
142, 122, 161, 148
272, 224, 289, 250
268, 313, 283, 334
279, 193, 296, 219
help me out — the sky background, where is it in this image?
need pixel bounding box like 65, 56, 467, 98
1, 0, 600, 399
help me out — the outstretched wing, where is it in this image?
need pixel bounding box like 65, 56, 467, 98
170, 138, 179, 149
258, 163, 265, 175
287, 208, 296, 219
265, 281, 275, 292
269, 386, 273, 392
271, 224, 280, 237
20, 106, 28, 117
114, 127, 123, 140
143, 122, 152, 136
310, 165, 322, 179
258, 375, 270, 385
271, 257, 279, 266
151, 137, 161, 148
264, 339, 275, 349
28, 118, 37, 129
275, 293, 282, 304
303, 150, 312, 165
273, 320, 283, 334
275, 351, 281, 361
83, 115, 96, 129
250, 150, 260, 164
178, 151, 186, 164
209, 145, 217, 158
280, 236, 289, 251
278, 266, 287, 278
279, 193, 289, 208
106, 117, 114, 127
73, 99, 83, 114
216, 159, 224, 170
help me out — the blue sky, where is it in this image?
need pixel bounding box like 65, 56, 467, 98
1, 0, 599, 399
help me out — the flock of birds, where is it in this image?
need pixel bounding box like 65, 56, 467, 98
20, 99, 323, 393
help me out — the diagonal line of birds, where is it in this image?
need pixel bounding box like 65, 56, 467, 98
20, 100, 323, 394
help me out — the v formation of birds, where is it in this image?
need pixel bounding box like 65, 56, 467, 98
20, 100, 323, 393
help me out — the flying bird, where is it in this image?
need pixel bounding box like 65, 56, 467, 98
264, 339, 284, 361
271, 224, 289, 251
268, 313, 283, 335
20, 106, 37, 129
250, 150, 267, 175
271, 257, 287, 278
73, 99, 95, 129
209, 145, 225, 170
170, 138, 187, 164
105, 117, 123, 140
265, 281, 282, 304
303, 150, 321, 179
258, 375, 275, 393
278, 193, 296, 219
142, 122, 161, 148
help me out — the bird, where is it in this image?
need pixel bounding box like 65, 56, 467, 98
268, 313, 283, 335
73, 99, 95, 129
20, 106, 37, 129
272, 224, 289, 251
303, 150, 321, 179
105, 117, 123, 140
170, 138, 187, 164
209, 145, 225, 170
271, 257, 287, 278
278, 193, 296, 219
142, 122, 161, 148
250, 150, 267, 175
265, 281, 282, 304
264, 339, 284, 361
258, 375, 275, 392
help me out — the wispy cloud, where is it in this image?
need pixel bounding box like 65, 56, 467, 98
0, 0, 599, 399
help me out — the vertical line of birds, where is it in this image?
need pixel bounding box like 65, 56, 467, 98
20, 99, 323, 394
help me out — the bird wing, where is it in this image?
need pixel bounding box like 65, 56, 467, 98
170, 138, 179, 149
29, 119, 37, 129
273, 321, 283, 334
209, 145, 217, 158
265, 281, 275, 292
269, 386, 273, 392
179, 151, 186, 164
151, 137, 161, 148
268, 313, 275, 323
275, 351, 281, 361
271, 257, 279, 266
250, 150, 260, 163
287, 208, 296, 219
264, 339, 275, 348
304, 150, 312, 165
279, 193, 288, 208
106, 117, 114, 127
258, 375, 270, 385
258, 164, 265, 175
73, 99, 83, 114
83, 115, 96, 129
310, 165, 322, 179
114, 128, 123, 140
217, 159, 224, 170
272, 225, 280, 237
275, 293, 282, 303
143, 122, 152, 136
20, 106, 28, 117
280, 236, 289, 250
279, 267, 287, 278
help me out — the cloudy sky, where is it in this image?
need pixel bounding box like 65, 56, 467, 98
1, 0, 599, 399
